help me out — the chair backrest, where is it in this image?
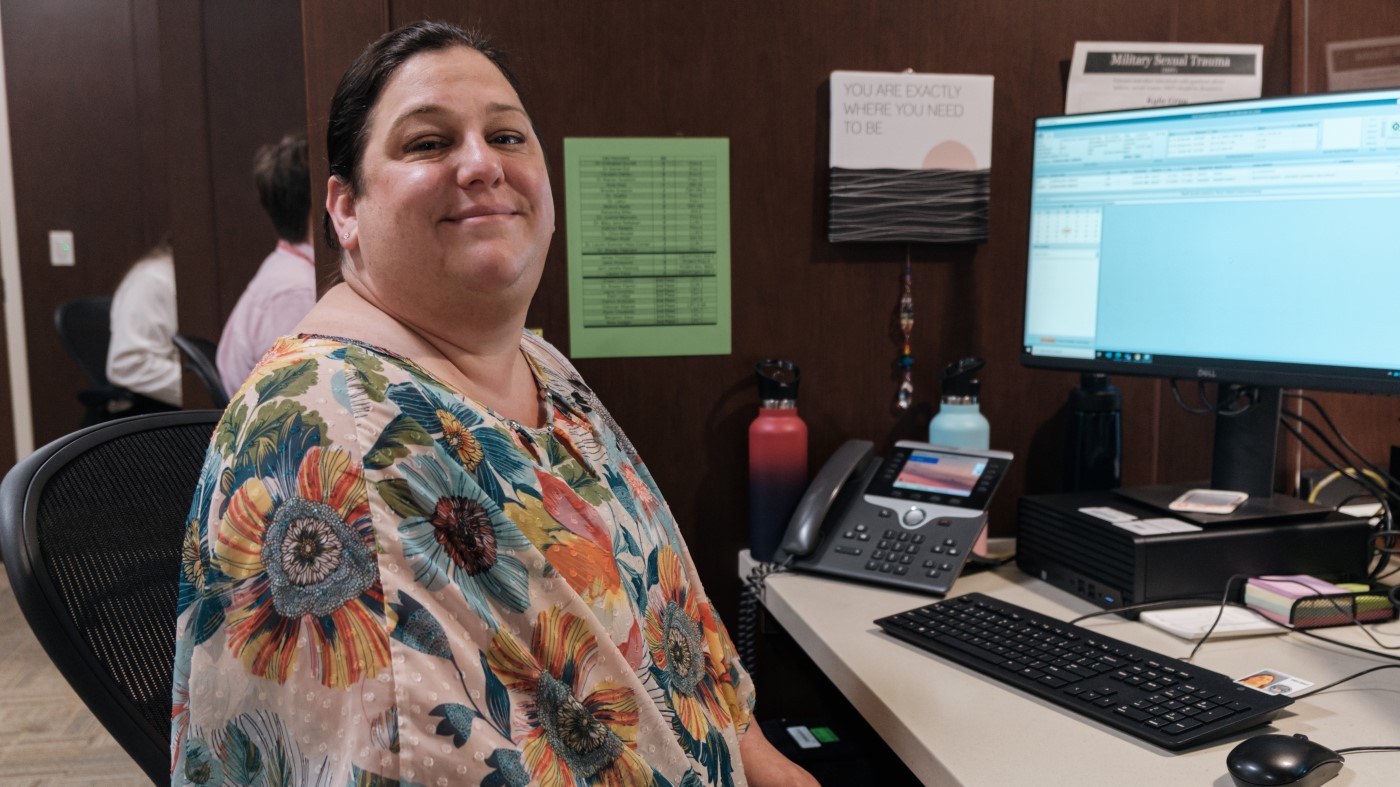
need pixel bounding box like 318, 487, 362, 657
172, 333, 229, 408
0, 410, 221, 784
54, 296, 114, 387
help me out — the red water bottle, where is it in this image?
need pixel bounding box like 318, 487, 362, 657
749, 360, 808, 563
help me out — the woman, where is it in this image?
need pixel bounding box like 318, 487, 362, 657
172, 21, 815, 787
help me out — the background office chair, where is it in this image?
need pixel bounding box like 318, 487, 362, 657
0, 410, 220, 784
172, 333, 229, 408
54, 297, 178, 425
54, 296, 128, 426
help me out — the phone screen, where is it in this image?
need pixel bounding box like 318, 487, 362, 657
892, 451, 986, 498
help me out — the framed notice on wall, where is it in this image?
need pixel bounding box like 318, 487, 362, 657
828, 70, 993, 244
1065, 41, 1263, 114
563, 137, 731, 359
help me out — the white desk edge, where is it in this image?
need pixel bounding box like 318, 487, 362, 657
739, 549, 1400, 786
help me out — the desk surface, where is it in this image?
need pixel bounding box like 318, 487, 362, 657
744, 553, 1400, 786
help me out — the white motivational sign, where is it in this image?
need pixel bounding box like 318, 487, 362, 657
830, 70, 993, 170
828, 70, 993, 243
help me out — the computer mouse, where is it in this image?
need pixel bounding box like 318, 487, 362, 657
1226, 733, 1344, 787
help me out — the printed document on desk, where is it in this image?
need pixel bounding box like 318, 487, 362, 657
1065, 41, 1263, 114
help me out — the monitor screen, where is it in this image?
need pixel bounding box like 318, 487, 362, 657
1021, 89, 1400, 396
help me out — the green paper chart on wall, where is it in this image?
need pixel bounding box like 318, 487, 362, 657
564, 137, 732, 359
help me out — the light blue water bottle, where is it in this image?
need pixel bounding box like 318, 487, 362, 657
929, 357, 990, 449
930, 357, 992, 555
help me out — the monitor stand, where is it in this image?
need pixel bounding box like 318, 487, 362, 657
1115, 386, 1331, 525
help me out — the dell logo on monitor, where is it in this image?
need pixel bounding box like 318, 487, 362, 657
1197, 368, 1217, 379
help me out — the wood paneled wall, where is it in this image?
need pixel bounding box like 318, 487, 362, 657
1, 0, 305, 447
3, 0, 169, 447
161, 0, 308, 408
1279, 1, 1400, 493
298, 0, 1400, 621
6, 0, 1396, 620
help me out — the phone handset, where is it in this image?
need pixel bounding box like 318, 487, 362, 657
775, 439, 875, 563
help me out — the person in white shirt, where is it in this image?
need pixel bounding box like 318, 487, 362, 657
106, 241, 182, 408
216, 131, 317, 397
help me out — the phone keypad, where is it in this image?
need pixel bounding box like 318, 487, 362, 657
844, 526, 961, 578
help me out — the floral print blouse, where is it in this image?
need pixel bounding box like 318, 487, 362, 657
172, 332, 755, 787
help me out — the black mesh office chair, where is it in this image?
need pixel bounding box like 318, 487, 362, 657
172, 333, 229, 408
0, 410, 221, 784
54, 297, 177, 426
54, 296, 125, 425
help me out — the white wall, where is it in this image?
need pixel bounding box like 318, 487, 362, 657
0, 7, 35, 459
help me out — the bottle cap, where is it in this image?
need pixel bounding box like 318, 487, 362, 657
1070, 372, 1121, 411
755, 359, 801, 404
941, 357, 984, 402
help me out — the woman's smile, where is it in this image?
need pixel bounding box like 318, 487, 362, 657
443, 205, 518, 225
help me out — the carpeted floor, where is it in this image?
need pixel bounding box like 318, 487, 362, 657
0, 571, 149, 785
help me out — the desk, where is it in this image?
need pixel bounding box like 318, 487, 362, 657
742, 552, 1400, 786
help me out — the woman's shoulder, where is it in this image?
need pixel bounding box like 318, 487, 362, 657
519, 329, 575, 377
225, 334, 414, 419
519, 330, 595, 412
208, 335, 432, 492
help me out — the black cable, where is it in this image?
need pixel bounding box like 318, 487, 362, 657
1067, 578, 1251, 663
1290, 664, 1400, 699
1373, 532, 1400, 557
1168, 380, 1258, 417
1069, 576, 1333, 663
1286, 392, 1400, 491
1281, 410, 1400, 509
736, 562, 788, 689
1256, 577, 1400, 652
1281, 412, 1390, 500
1292, 625, 1400, 663
1071, 574, 1400, 664
1279, 394, 1400, 576
1214, 384, 1260, 418
1185, 576, 1250, 662
1333, 746, 1400, 754
1278, 417, 1395, 577
1067, 594, 1226, 625
1170, 379, 1215, 415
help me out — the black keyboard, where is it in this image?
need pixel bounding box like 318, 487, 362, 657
874, 593, 1292, 750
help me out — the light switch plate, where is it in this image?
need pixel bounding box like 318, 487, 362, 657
49, 230, 75, 266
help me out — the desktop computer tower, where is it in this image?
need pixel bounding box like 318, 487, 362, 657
1016, 492, 1372, 614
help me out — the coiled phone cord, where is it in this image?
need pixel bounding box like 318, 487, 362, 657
736, 561, 789, 691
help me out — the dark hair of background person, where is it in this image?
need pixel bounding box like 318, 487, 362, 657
322, 20, 521, 253
254, 132, 310, 243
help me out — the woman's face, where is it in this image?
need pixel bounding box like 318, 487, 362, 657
333, 46, 554, 324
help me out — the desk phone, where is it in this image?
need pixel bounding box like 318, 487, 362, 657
776, 439, 1013, 595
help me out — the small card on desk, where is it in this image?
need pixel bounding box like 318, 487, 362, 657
1235, 668, 1313, 696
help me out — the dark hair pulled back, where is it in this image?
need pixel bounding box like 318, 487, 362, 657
322, 20, 520, 251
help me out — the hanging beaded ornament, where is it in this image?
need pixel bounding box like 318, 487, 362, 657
896, 250, 914, 409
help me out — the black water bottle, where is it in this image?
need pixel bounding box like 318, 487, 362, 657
1065, 373, 1122, 492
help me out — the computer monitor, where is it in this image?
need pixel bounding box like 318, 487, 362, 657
1021, 89, 1400, 520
